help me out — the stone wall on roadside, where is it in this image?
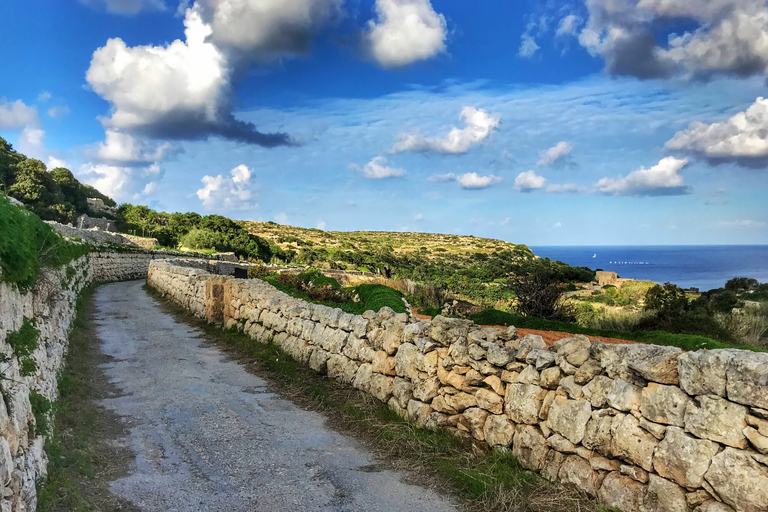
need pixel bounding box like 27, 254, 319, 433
148, 259, 768, 512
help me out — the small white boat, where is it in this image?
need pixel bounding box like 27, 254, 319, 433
592, 254, 596, 258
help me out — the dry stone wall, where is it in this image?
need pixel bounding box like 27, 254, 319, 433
148, 260, 768, 512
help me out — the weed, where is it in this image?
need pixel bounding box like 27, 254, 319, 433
6, 317, 40, 376
29, 391, 52, 436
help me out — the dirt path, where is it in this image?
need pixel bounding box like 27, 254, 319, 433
93, 281, 457, 512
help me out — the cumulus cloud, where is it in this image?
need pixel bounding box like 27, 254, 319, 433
515, 170, 547, 192
352, 156, 406, 179
364, 0, 447, 68
195, 0, 343, 62
0, 99, 45, 157
93, 130, 182, 166
595, 156, 691, 196
537, 141, 573, 166
430, 172, 501, 189
575, 0, 768, 80
47, 157, 69, 170
196, 164, 256, 209
666, 97, 768, 167
86, 7, 290, 146
79, 0, 166, 15
391, 107, 501, 155
79, 162, 163, 201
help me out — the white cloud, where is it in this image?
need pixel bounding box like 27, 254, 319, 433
0, 99, 45, 157
79, 0, 166, 15
79, 163, 163, 201
515, 170, 547, 192
519, 34, 540, 58
576, 0, 768, 79
537, 141, 573, 166
391, 106, 501, 154
196, 164, 255, 209
546, 183, 580, 193
556, 14, 581, 37
354, 155, 406, 179
715, 219, 766, 229
86, 7, 289, 146
500, 217, 511, 226
37, 91, 52, 103
595, 156, 691, 196
94, 130, 181, 166
274, 212, 288, 224
413, 213, 423, 221
429, 172, 501, 189
365, 0, 447, 68
47, 157, 69, 169
666, 96, 768, 167
519, 15, 548, 58
316, 220, 326, 230
554, 222, 562, 228
196, 0, 343, 62
47, 105, 70, 118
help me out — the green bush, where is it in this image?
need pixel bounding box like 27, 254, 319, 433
29, 390, 52, 436
343, 284, 406, 315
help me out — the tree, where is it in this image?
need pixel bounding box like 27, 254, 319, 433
725, 277, 759, 292
507, 261, 575, 321
644, 283, 689, 316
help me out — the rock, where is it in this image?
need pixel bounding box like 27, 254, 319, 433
583, 375, 614, 408
0, 439, 11, 487
653, 426, 721, 488
483, 415, 516, 447
412, 375, 440, 402
394, 343, 420, 380
678, 350, 731, 397
532, 350, 557, 370
483, 375, 505, 395
547, 397, 592, 444
468, 343, 486, 360
638, 418, 666, 440
465, 369, 483, 386
444, 392, 477, 413
462, 407, 489, 440
592, 341, 645, 386
539, 390, 556, 420
430, 395, 457, 415
500, 370, 518, 383
599, 472, 644, 512
516, 334, 546, 360
475, 388, 504, 414
406, 400, 433, 427
704, 447, 768, 512
747, 414, 768, 436
308, 347, 330, 372
684, 396, 748, 449
486, 343, 516, 367
574, 358, 603, 385
626, 345, 682, 385
744, 426, 768, 454
640, 383, 691, 427
685, 489, 712, 509
725, 351, 768, 410
403, 322, 428, 344
694, 502, 735, 512
553, 335, 592, 366
559, 375, 583, 399
621, 464, 649, 483
428, 316, 473, 346
583, 412, 615, 458
371, 351, 397, 376
505, 383, 547, 424
607, 379, 642, 412
512, 425, 549, 471
542, 450, 567, 482
558, 455, 600, 496
392, 378, 413, 409
547, 433, 576, 453
370, 374, 394, 402
425, 412, 450, 429
516, 365, 539, 385
539, 367, 562, 390
498, 325, 518, 342
640, 474, 687, 512
352, 363, 373, 393
612, 414, 659, 472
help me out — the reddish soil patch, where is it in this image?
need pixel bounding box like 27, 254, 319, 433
410, 308, 636, 346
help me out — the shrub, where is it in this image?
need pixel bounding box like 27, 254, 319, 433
29, 390, 52, 436
6, 317, 40, 376
507, 262, 575, 322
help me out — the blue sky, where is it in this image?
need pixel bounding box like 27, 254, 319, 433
1, 0, 768, 245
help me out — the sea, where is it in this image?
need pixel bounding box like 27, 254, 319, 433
528, 246, 768, 292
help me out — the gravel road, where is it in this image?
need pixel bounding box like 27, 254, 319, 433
93, 280, 457, 512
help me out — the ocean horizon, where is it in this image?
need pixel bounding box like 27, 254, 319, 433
529, 245, 768, 292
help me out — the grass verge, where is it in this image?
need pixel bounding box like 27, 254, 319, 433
37, 285, 140, 512
469, 308, 764, 352
143, 283, 601, 512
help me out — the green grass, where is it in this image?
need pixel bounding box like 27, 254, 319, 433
6, 317, 40, 376
469, 308, 764, 352
29, 390, 53, 436
145, 283, 598, 512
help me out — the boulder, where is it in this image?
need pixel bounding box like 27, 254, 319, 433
516, 334, 546, 361
546, 397, 592, 444
640, 474, 687, 512
704, 447, 768, 512
394, 343, 420, 380
653, 426, 720, 488
444, 392, 477, 413
583, 375, 614, 408
505, 383, 547, 424
684, 396, 748, 449
412, 375, 440, 402
512, 425, 549, 471
486, 343, 516, 367
392, 378, 413, 409
612, 414, 659, 472
558, 455, 600, 496
574, 358, 603, 385
559, 375, 583, 399
678, 350, 731, 397
553, 335, 591, 366
475, 388, 504, 414
483, 415, 516, 447
462, 407, 489, 440
539, 367, 562, 390
583, 411, 615, 458
607, 379, 642, 412
428, 316, 473, 346
640, 383, 691, 427
725, 351, 768, 410
371, 351, 396, 376
627, 345, 682, 385
599, 472, 645, 512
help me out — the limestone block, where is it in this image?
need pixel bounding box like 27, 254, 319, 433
638, 417, 667, 440
640, 383, 691, 427
583, 375, 613, 408
653, 426, 720, 488
348, 316, 369, 338
527, 349, 556, 370
403, 322, 428, 344
678, 350, 731, 397
430, 395, 457, 415
468, 343, 486, 361
611, 414, 659, 472
725, 351, 768, 409
505, 383, 547, 424
392, 378, 413, 409
418, 350, 440, 376
539, 390, 556, 421
547, 397, 592, 444
407, 400, 433, 427
621, 464, 649, 483
540, 367, 562, 390
547, 433, 576, 453
746, 414, 768, 436
483, 415, 515, 447
352, 363, 373, 393
684, 396, 748, 449
574, 358, 603, 385
583, 412, 615, 458
483, 375, 505, 395
515, 335, 546, 361
370, 374, 394, 402
394, 343, 420, 381
427, 316, 473, 346
558, 455, 600, 496
694, 502, 735, 512
327, 354, 350, 381
486, 343, 516, 367
704, 448, 768, 512
342, 334, 365, 360
592, 341, 642, 385
743, 426, 768, 454
475, 388, 504, 414
599, 472, 645, 512
558, 375, 583, 399
513, 425, 549, 471
444, 392, 477, 413
640, 474, 687, 512
606, 379, 642, 412
516, 365, 539, 385
464, 369, 483, 387
412, 375, 440, 402
553, 335, 591, 366
462, 407, 489, 440
371, 351, 396, 376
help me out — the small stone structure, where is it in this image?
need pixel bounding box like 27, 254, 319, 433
86, 197, 117, 216
148, 260, 768, 512
123, 234, 159, 250
77, 214, 115, 232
